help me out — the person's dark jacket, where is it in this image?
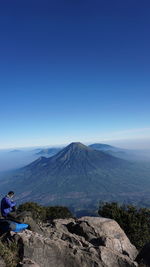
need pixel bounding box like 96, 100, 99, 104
1, 196, 16, 217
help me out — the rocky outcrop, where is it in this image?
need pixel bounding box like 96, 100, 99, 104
8, 216, 138, 267
0, 256, 6, 267
20, 258, 40, 267
16, 211, 43, 235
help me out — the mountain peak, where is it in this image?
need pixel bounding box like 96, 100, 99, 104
67, 142, 91, 150
50, 142, 94, 163
57, 142, 94, 156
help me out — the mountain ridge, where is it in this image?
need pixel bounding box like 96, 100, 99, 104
1, 142, 150, 208
24, 142, 129, 174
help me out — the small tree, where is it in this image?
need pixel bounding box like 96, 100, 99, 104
17, 202, 46, 221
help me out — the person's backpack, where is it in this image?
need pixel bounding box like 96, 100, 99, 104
0, 219, 28, 234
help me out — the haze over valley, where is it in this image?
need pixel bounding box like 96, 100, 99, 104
0, 142, 150, 173
0, 142, 150, 214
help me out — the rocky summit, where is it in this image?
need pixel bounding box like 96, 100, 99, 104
1, 215, 139, 267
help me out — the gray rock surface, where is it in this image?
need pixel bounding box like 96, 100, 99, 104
20, 258, 40, 267
0, 256, 6, 267
16, 211, 43, 234
9, 216, 138, 267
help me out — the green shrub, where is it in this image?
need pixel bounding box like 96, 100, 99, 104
17, 202, 46, 221
17, 202, 73, 222
0, 240, 19, 267
45, 206, 73, 220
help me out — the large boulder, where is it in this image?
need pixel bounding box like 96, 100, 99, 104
15, 211, 43, 234
68, 217, 137, 260
9, 216, 138, 267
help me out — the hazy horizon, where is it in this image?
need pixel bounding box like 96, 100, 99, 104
0, 138, 150, 151
0, 139, 150, 173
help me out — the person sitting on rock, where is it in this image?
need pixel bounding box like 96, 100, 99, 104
1, 191, 17, 220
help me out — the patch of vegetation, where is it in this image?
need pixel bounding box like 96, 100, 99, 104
45, 206, 73, 220
0, 239, 19, 267
17, 202, 47, 221
17, 202, 73, 222
98, 202, 150, 249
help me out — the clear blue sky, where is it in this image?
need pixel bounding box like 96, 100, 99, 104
0, 0, 150, 149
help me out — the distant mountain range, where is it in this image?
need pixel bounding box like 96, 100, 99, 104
36, 147, 62, 156
89, 143, 134, 161
36, 143, 118, 156
36, 143, 125, 157
1, 142, 150, 210
89, 143, 119, 151
35, 143, 150, 161
10, 149, 23, 153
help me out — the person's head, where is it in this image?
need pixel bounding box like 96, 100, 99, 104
7, 191, 15, 198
